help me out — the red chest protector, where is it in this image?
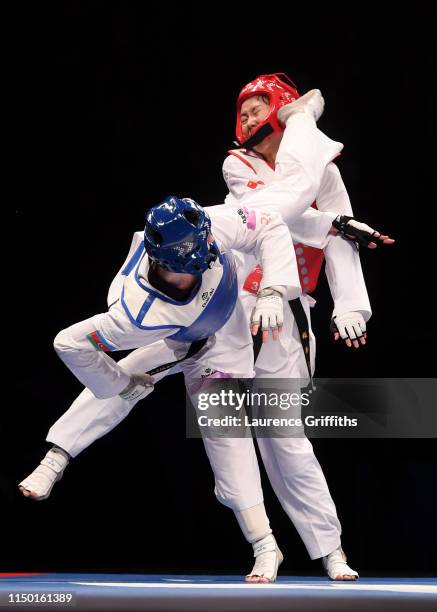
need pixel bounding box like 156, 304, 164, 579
243, 214, 325, 295
228, 150, 325, 296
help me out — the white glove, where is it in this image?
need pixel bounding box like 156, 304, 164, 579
250, 287, 284, 334
119, 373, 154, 402
332, 311, 366, 341
277, 89, 325, 124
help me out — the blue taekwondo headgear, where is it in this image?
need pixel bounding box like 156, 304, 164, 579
144, 196, 218, 275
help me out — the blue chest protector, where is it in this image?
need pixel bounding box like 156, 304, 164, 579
121, 243, 238, 342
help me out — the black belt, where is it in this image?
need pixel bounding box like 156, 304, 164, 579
146, 297, 312, 383
146, 337, 208, 376
253, 298, 313, 385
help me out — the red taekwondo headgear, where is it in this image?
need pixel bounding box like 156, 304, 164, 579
235, 73, 300, 149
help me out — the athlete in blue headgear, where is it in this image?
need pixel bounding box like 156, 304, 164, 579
50, 192, 300, 401
144, 197, 218, 275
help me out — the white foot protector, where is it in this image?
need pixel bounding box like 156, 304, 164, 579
18, 447, 69, 501
278, 89, 325, 124
322, 546, 359, 580
245, 534, 284, 583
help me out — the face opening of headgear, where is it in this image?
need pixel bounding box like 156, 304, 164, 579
235, 72, 300, 149
144, 196, 218, 275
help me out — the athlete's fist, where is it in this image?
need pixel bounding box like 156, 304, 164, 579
119, 373, 154, 401
250, 286, 285, 343
331, 311, 367, 349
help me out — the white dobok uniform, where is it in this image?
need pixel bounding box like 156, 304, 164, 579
54, 204, 299, 394
209, 147, 372, 558
47, 115, 347, 559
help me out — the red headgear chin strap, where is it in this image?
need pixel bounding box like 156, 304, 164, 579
235, 73, 300, 149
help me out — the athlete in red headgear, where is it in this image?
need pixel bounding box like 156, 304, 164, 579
235, 73, 300, 151
218, 72, 394, 582
226, 72, 392, 339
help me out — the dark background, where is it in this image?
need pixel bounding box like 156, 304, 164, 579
4, 4, 436, 576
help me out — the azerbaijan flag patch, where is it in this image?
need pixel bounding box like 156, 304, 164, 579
86, 330, 115, 352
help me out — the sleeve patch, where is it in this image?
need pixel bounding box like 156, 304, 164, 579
86, 330, 116, 352
243, 207, 257, 230
236, 208, 247, 224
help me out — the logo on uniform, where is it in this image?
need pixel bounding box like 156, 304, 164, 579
201, 367, 217, 379
246, 180, 264, 190
201, 288, 215, 308
260, 212, 272, 225
237, 208, 247, 224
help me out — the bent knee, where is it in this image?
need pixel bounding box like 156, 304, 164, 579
53, 328, 74, 355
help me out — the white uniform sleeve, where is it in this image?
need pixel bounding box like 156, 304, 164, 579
209, 206, 300, 296
316, 163, 372, 320
107, 231, 144, 308
222, 122, 340, 248
223, 155, 334, 248
54, 297, 180, 400
234, 116, 340, 237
